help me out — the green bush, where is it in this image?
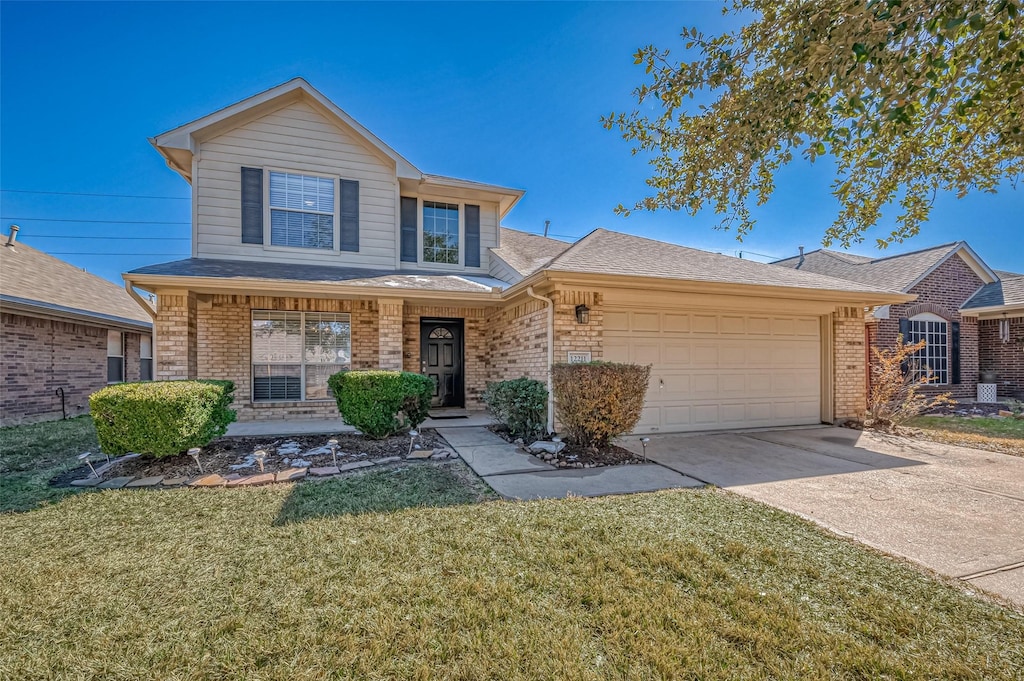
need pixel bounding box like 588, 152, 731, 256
551, 362, 651, 449
483, 378, 548, 442
328, 370, 433, 439
89, 380, 237, 458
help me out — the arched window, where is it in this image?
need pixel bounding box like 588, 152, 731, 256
906, 312, 948, 385
428, 327, 454, 340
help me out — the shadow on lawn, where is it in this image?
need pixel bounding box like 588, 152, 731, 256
272, 462, 494, 525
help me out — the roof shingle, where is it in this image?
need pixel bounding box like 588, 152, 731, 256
772, 243, 964, 292
490, 228, 572, 277
962, 275, 1024, 310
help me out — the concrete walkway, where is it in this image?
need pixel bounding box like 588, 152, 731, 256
620, 426, 1024, 608
436, 426, 702, 500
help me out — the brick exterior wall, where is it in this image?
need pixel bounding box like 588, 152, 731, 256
155, 291, 198, 380
551, 289, 603, 365
978, 317, 1024, 399
485, 299, 549, 384
871, 254, 984, 400
1, 311, 149, 425
378, 300, 404, 371
833, 306, 868, 421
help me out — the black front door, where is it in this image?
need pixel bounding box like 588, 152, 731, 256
420, 319, 464, 408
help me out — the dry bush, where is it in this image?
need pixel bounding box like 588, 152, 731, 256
866, 335, 954, 428
551, 362, 651, 449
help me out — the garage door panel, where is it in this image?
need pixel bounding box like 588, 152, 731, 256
605, 308, 822, 433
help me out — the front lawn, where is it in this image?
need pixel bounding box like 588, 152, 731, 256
0, 416, 99, 513
1, 486, 1021, 679
907, 415, 1024, 457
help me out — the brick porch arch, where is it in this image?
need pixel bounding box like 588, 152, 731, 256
905, 302, 953, 320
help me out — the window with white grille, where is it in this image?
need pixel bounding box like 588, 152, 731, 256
268, 171, 335, 249
251, 311, 351, 401
906, 313, 948, 385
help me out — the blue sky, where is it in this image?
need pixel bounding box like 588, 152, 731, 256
2, 1, 1021, 285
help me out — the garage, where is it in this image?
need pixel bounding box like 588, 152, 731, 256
603, 308, 823, 433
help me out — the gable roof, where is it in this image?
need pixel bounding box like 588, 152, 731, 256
490, 228, 572, 278
772, 241, 997, 292
962, 274, 1024, 312
1, 240, 152, 330
151, 78, 525, 217
542, 228, 898, 295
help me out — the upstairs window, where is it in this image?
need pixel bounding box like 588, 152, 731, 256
251, 311, 351, 401
906, 313, 948, 385
269, 171, 334, 249
423, 201, 459, 264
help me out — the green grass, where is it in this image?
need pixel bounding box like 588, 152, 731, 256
0, 416, 98, 513
1, 485, 1021, 679
908, 415, 1024, 439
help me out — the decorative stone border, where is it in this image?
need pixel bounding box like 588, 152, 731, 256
66, 449, 458, 489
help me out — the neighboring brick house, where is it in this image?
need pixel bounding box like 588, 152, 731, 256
1, 229, 154, 425
775, 242, 1023, 401
125, 78, 910, 434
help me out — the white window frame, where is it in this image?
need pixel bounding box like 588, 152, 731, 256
418, 196, 464, 269
263, 167, 339, 252
906, 312, 949, 385
250, 310, 352, 403
140, 335, 153, 381
107, 330, 125, 384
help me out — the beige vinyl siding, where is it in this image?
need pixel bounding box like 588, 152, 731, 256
194, 100, 398, 268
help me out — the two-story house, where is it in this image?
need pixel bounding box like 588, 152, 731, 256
126, 79, 910, 433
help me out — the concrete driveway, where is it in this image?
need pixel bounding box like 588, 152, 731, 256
620, 426, 1024, 608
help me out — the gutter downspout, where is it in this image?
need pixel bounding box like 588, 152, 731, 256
526, 286, 555, 434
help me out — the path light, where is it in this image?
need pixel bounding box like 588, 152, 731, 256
77, 452, 98, 478
327, 439, 339, 468
253, 450, 267, 473
188, 447, 203, 475
408, 430, 419, 457
639, 437, 650, 462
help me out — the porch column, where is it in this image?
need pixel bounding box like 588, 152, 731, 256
377, 298, 404, 371
833, 306, 867, 421
155, 289, 197, 380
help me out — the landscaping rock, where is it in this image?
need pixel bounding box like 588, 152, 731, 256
126, 476, 164, 488
189, 474, 228, 487
998, 410, 1013, 418
290, 458, 313, 468
275, 468, 307, 483
70, 477, 104, 487
161, 477, 189, 486
340, 461, 374, 472
430, 449, 454, 460
407, 450, 432, 460
97, 476, 135, 489
277, 442, 302, 456
371, 456, 402, 465
228, 473, 276, 487
310, 466, 340, 477
527, 441, 566, 455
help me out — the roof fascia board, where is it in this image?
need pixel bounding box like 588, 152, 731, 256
903, 243, 997, 292
541, 271, 914, 305
123, 274, 503, 304
959, 303, 1024, 317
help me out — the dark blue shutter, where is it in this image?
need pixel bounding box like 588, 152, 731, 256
465, 204, 481, 267
951, 321, 961, 384
400, 196, 417, 262
898, 318, 910, 375
339, 179, 359, 252
240, 167, 263, 244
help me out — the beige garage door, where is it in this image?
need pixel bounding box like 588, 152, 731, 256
603, 308, 822, 433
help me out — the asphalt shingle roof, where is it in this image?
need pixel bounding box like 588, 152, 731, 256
0, 240, 151, 328
962, 275, 1024, 310
545, 229, 896, 294
772, 243, 964, 292
127, 258, 504, 293
490, 228, 572, 277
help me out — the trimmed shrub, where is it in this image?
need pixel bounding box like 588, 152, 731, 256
483, 377, 548, 441
551, 362, 651, 449
328, 370, 433, 439
866, 335, 954, 428
89, 380, 237, 458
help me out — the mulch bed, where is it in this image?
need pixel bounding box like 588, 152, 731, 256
50, 430, 446, 488
487, 424, 644, 468
924, 403, 1009, 417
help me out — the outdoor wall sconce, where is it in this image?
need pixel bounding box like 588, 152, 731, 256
575, 304, 590, 325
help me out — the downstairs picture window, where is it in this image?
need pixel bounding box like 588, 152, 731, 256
251, 311, 351, 401
906, 313, 948, 385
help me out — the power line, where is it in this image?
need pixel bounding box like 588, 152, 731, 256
1, 189, 189, 200
22, 235, 190, 240
2, 217, 190, 225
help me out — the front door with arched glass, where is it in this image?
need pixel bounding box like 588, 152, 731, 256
420, 319, 464, 408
